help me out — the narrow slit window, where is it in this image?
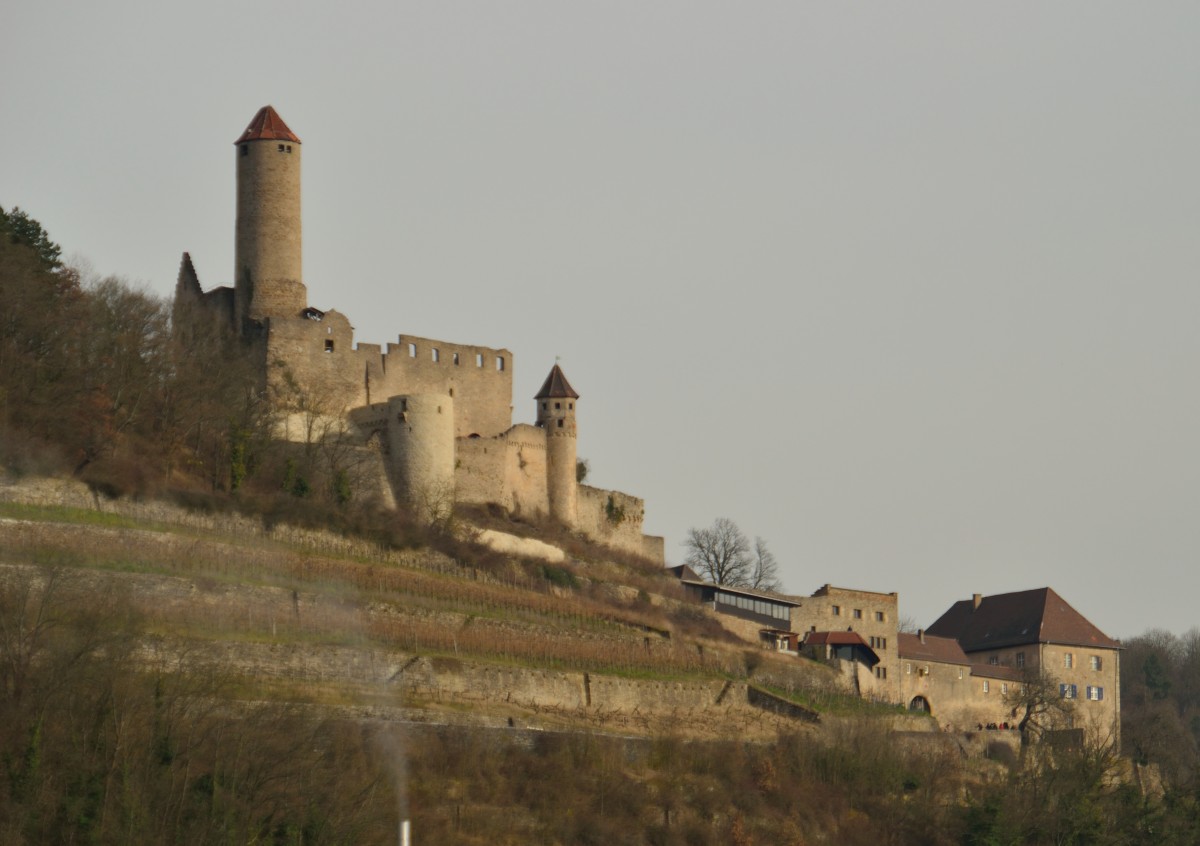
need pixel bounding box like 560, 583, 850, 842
432, 348, 440, 362
475, 353, 483, 367
453, 352, 460, 365
408, 343, 417, 357
240, 144, 249, 157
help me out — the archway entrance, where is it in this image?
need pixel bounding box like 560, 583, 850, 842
908, 696, 931, 714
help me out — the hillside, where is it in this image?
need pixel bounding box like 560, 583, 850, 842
5, 475, 1195, 845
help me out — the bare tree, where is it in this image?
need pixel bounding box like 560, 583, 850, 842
1005, 667, 1076, 747
748, 537, 782, 592
683, 518, 754, 587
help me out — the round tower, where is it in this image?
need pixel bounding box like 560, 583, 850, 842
535, 364, 579, 528
234, 105, 306, 328
387, 393, 456, 523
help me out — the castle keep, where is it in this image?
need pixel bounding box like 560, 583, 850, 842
174, 105, 663, 561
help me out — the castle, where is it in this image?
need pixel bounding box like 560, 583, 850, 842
174, 105, 663, 561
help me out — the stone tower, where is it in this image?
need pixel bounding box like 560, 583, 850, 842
536, 364, 579, 528
234, 105, 305, 329
388, 394, 456, 522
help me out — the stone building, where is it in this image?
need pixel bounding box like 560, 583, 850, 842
923, 588, 1121, 742
670, 570, 1120, 739
173, 105, 663, 560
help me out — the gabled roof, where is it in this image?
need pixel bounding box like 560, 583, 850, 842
667, 564, 701, 582
534, 364, 579, 399
806, 631, 870, 647
898, 632, 970, 666
234, 106, 301, 144
926, 587, 1120, 653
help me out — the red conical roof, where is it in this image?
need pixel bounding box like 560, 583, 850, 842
234, 106, 301, 144
535, 364, 579, 399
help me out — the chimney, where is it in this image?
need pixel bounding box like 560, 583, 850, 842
918, 628, 926, 644
972, 593, 983, 610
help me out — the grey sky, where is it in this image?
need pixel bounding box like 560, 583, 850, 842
3, 2, 1198, 639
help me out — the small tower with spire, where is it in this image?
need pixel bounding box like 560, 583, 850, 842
233, 105, 305, 330
536, 364, 580, 528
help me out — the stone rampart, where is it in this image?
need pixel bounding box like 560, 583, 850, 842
577, 485, 662, 562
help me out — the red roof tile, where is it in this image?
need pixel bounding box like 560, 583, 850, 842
234, 106, 301, 144
898, 632, 970, 665
926, 587, 1119, 652
970, 663, 1024, 681
535, 364, 579, 399
806, 630, 869, 648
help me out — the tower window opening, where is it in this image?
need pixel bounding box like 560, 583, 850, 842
475, 354, 483, 367
408, 343, 417, 357
555, 402, 561, 410
324, 340, 334, 353
496, 356, 505, 371
432, 348, 440, 362
542, 402, 547, 410
437, 406, 442, 414
569, 403, 573, 410
240, 145, 248, 157
286, 145, 292, 153
449, 388, 454, 397
278, 144, 285, 152
557, 419, 564, 428
453, 352, 460, 365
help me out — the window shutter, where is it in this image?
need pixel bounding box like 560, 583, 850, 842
1097, 687, 1103, 701
1060, 683, 1067, 698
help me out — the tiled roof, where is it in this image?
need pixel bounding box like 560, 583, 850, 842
898, 632, 970, 665
926, 587, 1120, 653
806, 630, 870, 647
234, 106, 301, 144
970, 663, 1023, 681
534, 364, 579, 399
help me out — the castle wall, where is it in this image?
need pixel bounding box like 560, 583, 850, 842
898, 657, 982, 729
501, 425, 550, 518
454, 435, 507, 507
369, 335, 513, 439
454, 425, 550, 519
264, 318, 513, 445
576, 486, 662, 561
